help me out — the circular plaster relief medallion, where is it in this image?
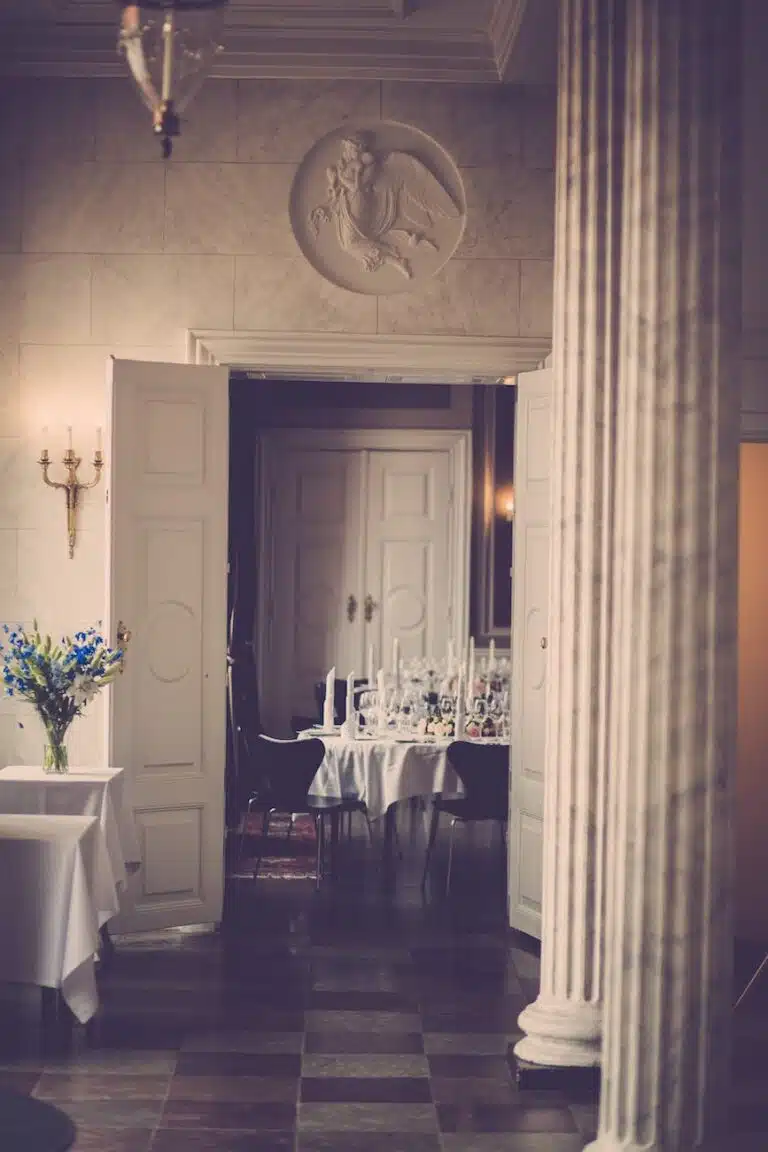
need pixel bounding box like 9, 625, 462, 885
290, 120, 466, 296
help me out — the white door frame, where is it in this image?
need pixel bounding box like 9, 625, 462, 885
255, 427, 471, 730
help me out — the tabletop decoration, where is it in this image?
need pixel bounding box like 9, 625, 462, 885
1, 622, 129, 773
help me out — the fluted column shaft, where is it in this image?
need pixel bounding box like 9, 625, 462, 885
515, 0, 623, 1068
587, 1, 741, 1149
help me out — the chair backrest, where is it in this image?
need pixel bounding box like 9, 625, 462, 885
446, 741, 510, 819
313, 678, 368, 724
248, 734, 326, 812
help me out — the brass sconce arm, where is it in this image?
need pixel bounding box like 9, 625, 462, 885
39, 445, 104, 560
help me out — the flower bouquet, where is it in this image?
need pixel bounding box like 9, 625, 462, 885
1, 622, 128, 773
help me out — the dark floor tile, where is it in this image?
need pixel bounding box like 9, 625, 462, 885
437, 1102, 578, 1134
71, 1129, 154, 1152
305, 990, 418, 1012
305, 1032, 424, 1055
85, 1018, 187, 1050
298, 1134, 441, 1151
160, 1099, 297, 1130
441, 1137, 584, 1151
301, 1077, 432, 1103
424, 1034, 509, 1056
181, 1030, 303, 1054
304, 1010, 421, 1032
34, 1072, 170, 1100
431, 1078, 521, 1105
175, 1052, 301, 1077
167, 1075, 299, 1102
428, 1055, 512, 1079
421, 1010, 519, 1033
150, 1129, 294, 1151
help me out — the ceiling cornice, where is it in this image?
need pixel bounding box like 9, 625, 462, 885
0, 0, 537, 83
488, 0, 530, 80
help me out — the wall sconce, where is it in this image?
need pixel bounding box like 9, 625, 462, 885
39, 427, 104, 560
497, 485, 516, 522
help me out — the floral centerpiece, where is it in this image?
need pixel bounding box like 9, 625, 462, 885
1, 622, 128, 773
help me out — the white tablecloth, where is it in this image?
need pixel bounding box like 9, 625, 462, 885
304, 735, 466, 820
0, 813, 102, 1023
0, 766, 140, 925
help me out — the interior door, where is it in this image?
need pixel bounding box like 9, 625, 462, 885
260, 443, 364, 735
508, 360, 552, 939
106, 358, 229, 933
364, 450, 453, 671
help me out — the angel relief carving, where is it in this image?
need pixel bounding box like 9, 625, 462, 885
308, 134, 463, 281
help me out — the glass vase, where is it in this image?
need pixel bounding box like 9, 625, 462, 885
42, 735, 69, 774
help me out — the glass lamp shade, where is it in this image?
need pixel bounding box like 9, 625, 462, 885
118, 1, 227, 155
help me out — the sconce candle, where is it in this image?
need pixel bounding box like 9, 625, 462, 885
39, 434, 105, 559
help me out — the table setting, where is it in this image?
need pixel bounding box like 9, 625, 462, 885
301, 638, 510, 819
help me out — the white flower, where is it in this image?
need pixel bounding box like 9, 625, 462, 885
67, 675, 98, 707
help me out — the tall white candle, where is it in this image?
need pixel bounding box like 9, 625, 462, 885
96, 425, 103, 455
455, 664, 466, 739
323, 666, 336, 729
392, 637, 400, 689
488, 638, 496, 675
345, 671, 355, 723
468, 636, 476, 700
67, 425, 73, 453
366, 644, 375, 686
376, 668, 387, 732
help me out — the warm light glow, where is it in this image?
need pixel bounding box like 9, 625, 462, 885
497, 485, 515, 521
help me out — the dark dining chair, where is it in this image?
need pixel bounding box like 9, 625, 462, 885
236, 734, 334, 888
421, 741, 510, 894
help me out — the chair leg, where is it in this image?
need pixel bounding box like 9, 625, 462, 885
445, 817, 459, 896
237, 796, 257, 865
421, 803, 441, 889
363, 808, 375, 845
314, 813, 324, 889
253, 808, 271, 878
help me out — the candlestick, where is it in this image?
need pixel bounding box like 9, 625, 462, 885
366, 644, 375, 686
67, 426, 73, 453
323, 666, 336, 729
96, 426, 103, 456
345, 671, 355, 723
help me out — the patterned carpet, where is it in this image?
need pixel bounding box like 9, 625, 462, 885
230, 813, 318, 881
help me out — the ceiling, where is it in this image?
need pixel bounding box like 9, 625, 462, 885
0, 0, 558, 84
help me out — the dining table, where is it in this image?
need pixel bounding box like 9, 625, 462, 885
0, 765, 140, 927
300, 730, 509, 819
0, 813, 103, 1023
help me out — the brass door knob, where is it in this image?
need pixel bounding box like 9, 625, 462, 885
364, 594, 378, 623
347, 595, 358, 623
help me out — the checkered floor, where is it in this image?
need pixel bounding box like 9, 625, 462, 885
1, 814, 766, 1151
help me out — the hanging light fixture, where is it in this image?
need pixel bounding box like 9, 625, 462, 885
117, 2, 228, 158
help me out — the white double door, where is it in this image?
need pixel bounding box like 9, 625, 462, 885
259, 430, 469, 737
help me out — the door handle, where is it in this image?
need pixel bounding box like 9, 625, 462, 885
364, 594, 378, 623
347, 594, 358, 623
116, 620, 131, 673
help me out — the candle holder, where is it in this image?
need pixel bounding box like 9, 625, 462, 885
39, 440, 104, 559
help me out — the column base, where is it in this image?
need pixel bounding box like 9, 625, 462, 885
508, 1046, 601, 1096
514, 998, 602, 1068
583, 1137, 727, 1152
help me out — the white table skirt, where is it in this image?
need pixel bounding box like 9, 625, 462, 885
304, 735, 465, 821
0, 766, 141, 925
0, 813, 102, 1023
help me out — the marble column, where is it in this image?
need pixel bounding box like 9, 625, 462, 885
514, 0, 623, 1069
586, 1, 741, 1149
